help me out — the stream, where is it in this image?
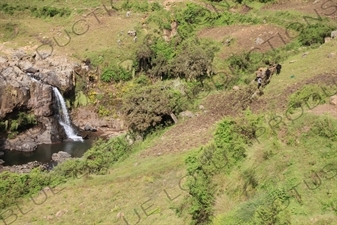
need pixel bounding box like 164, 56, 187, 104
0, 140, 93, 166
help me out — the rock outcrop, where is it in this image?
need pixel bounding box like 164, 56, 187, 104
0, 161, 49, 173
0, 49, 78, 151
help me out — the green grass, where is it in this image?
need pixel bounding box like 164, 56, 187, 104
264, 39, 337, 97
8, 149, 192, 225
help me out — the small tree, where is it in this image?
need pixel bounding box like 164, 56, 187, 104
122, 84, 180, 136
298, 23, 334, 46
169, 40, 217, 83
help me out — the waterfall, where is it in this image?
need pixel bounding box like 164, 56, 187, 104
52, 87, 83, 141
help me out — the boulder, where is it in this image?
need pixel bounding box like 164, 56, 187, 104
84, 124, 92, 131
233, 86, 240, 90
0, 159, 4, 165
255, 37, 264, 45
0, 151, 4, 157
330, 95, 337, 106
179, 110, 194, 118
52, 151, 71, 163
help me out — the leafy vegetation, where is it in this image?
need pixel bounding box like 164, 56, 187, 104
0, 112, 38, 137
298, 24, 335, 46
0, 168, 64, 210
101, 66, 132, 83
182, 110, 263, 224
30, 6, 71, 18
122, 84, 183, 136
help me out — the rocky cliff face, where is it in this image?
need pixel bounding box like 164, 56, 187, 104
0, 50, 78, 151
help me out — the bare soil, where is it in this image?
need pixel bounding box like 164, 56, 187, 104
198, 24, 292, 60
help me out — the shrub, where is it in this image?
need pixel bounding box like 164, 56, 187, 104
150, 2, 162, 11
298, 23, 334, 46
310, 116, 337, 141
0, 4, 30, 15
30, 6, 71, 18
135, 74, 151, 86
122, 84, 181, 136
133, 1, 149, 12
6, 112, 37, 133
101, 66, 132, 83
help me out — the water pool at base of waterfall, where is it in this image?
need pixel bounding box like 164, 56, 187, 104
1, 139, 94, 166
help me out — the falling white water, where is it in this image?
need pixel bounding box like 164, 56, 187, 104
52, 87, 83, 141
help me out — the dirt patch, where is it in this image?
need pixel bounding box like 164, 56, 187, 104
308, 104, 337, 117
140, 87, 253, 157
249, 71, 337, 114
198, 24, 291, 60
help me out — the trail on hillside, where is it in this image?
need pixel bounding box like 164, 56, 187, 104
141, 72, 337, 157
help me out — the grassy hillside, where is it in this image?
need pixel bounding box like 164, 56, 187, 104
1, 0, 337, 224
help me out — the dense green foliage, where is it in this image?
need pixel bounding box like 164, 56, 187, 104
298, 24, 334, 46
122, 83, 185, 136
183, 110, 263, 224
0, 112, 37, 138
136, 37, 219, 82
0, 3, 30, 15
101, 66, 132, 83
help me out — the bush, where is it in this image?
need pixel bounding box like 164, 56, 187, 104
310, 116, 337, 141
135, 74, 151, 86
298, 23, 334, 46
122, 84, 181, 136
101, 66, 132, 83
0, 4, 30, 15
150, 2, 162, 11
30, 6, 71, 18
5, 112, 37, 133
133, 1, 149, 12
